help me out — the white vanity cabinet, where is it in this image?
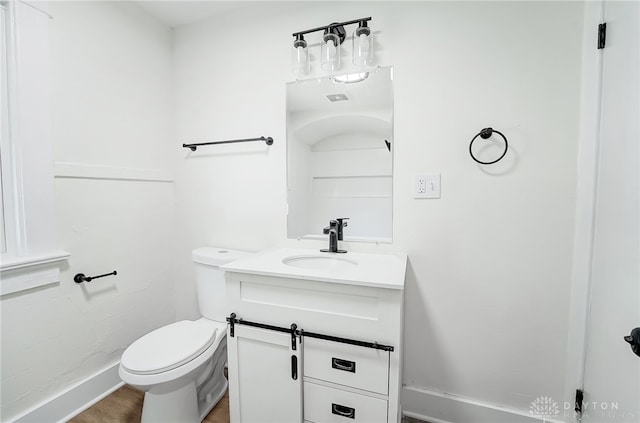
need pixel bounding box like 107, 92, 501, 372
222, 248, 406, 423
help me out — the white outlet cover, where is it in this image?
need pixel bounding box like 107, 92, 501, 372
414, 174, 441, 199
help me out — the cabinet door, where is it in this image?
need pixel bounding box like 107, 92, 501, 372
227, 325, 302, 423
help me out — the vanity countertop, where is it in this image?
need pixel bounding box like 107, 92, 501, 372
221, 247, 407, 290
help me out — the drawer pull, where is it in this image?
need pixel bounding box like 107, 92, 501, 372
331, 403, 356, 419
332, 357, 356, 373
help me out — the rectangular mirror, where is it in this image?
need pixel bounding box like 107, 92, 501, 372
287, 66, 393, 243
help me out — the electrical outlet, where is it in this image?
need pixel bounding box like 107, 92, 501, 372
417, 177, 426, 194
414, 174, 441, 199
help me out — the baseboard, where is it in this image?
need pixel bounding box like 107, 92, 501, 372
9, 362, 124, 423
8, 369, 570, 423
402, 386, 566, 423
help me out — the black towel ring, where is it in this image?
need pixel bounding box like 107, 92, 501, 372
469, 127, 508, 165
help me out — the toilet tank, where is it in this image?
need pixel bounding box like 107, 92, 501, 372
192, 247, 251, 323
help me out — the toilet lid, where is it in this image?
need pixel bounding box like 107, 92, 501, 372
121, 320, 218, 375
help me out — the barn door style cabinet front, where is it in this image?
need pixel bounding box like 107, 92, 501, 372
226, 323, 303, 423
222, 248, 407, 423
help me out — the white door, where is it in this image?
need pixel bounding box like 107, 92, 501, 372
227, 325, 303, 423
582, 1, 640, 422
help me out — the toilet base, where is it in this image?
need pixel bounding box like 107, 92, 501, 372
139, 368, 228, 423
137, 358, 228, 423
142, 380, 200, 423
197, 375, 228, 420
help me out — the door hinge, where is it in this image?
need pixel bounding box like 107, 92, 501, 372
227, 313, 236, 337
290, 323, 298, 351
598, 23, 606, 49
575, 389, 584, 415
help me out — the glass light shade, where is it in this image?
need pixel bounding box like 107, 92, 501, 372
292, 40, 309, 77
321, 33, 341, 71
352, 26, 373, 66
333, 72, 369, 84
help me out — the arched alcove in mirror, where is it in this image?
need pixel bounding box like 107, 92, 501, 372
286, 66, 393, 243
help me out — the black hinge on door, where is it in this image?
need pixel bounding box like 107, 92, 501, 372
227, 313, 236, 337
598, 23, 606, 49
290, 323, 298, 351
575, 389, 584, 415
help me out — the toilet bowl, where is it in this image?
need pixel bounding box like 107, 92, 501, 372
119, 247, 249, 423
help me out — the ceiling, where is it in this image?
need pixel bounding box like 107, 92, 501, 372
134, 1, 257, 28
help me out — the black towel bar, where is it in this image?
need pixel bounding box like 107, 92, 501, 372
74, 271, 117, 283
183, 136, 273, 151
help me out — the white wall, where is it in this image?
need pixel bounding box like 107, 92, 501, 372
0, 1, 585, 420
173, 1, 583, 419
0, 2, 175, 421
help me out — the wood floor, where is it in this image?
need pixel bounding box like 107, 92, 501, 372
68, 385, 229, 423
69, 385, 426, 423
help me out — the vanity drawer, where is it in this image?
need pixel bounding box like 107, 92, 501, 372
304, 338, 389, 395
304, 382, 388, 423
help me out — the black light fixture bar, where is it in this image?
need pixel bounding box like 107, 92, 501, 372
292, 16, 371, 37
183, 136, 273, 151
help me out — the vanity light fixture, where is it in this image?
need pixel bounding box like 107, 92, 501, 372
333, 72, 369, 84
352, 21, 373, 66
292, 34, 309, 77
321, 26, 344, 71
292, 17, 373, 76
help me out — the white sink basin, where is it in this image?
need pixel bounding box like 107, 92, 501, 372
221, 248, 407, 290
282, 255, 358, 271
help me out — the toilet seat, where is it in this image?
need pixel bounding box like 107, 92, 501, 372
121, 320, 218, 375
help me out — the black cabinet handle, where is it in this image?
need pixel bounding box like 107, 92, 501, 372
291, 355, 298, 380
332, 403, 355, 419
332, 357, 356, 373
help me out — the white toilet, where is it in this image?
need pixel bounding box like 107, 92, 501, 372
119, 247, 249, 423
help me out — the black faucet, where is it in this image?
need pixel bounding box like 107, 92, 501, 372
320, 218, 349, 253
335, 218, 349, 240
